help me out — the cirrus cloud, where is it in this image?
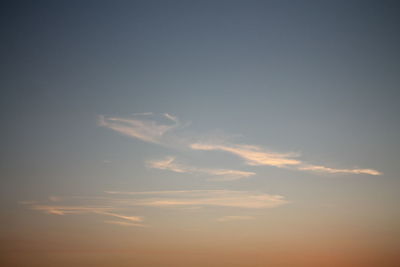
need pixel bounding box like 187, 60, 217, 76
147, 156, 255, 181
98, 113, 382, 176
106, 190, 288, 209
98, 113, 180, 145
22, 189, 287, 227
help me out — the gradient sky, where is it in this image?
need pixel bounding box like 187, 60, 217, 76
1, 1, 400, 266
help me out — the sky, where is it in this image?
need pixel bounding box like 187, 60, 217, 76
1, 1, 400, 266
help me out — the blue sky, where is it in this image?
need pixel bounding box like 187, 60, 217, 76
1, 1, 399, 266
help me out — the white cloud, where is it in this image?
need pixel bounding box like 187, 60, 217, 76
31, 205, 112, 215
163, 113, 179, 123
98, 113, 382, 176
190, 143, 301, 167
204, 169, 256, 181
147, 156, 188, 173
98, 211, 143, 222
23, 190, 287, 227
27, 204, 144, 225
147, 156, 255, 181
298, 165, 382, 175
98, 113, 180, 145
191, 142, 381, 176
106, 190, 288, 209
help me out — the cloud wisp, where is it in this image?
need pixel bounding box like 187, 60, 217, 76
191, 143, 301, 167
23, 190, 287, 226
99, 113, 382, 176
25, 203, 146, 227
147, 156, 256, 181
98, 113, 180, 145
106, 190, 288, 209
191, 142, 382, 176
298, 165, 382, 176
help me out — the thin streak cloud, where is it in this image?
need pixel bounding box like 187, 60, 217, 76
106, 190, 288, 209
23, 190, 287, 227
31, 205, 113, 215
98, 113, 180, 145
28, 204, 144, 225
147, 156, 255, 180
98, 211, 143, 222
190, 143, 301, 167
299, 165, 382, 175
191, 142, 381, 175
98, 113, 382, 176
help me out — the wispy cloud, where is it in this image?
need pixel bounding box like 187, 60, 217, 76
191, 143, 301, 167
98, 113, 180, 145
99, 113, 382, 176
216, 215, 256, 222
26, 203, 145, 226
23, 190, 287, 226
98, 211, 143, 222
191, 142, 381, 176
106, 190, 288, 209
298, 165, 382, 175
147, 156, 188, 173
31, 205, 112, 215
204, 169, 256, 181
147, 156, 255, 181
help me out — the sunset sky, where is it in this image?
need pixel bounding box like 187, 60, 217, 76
1, 1, 399, 266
